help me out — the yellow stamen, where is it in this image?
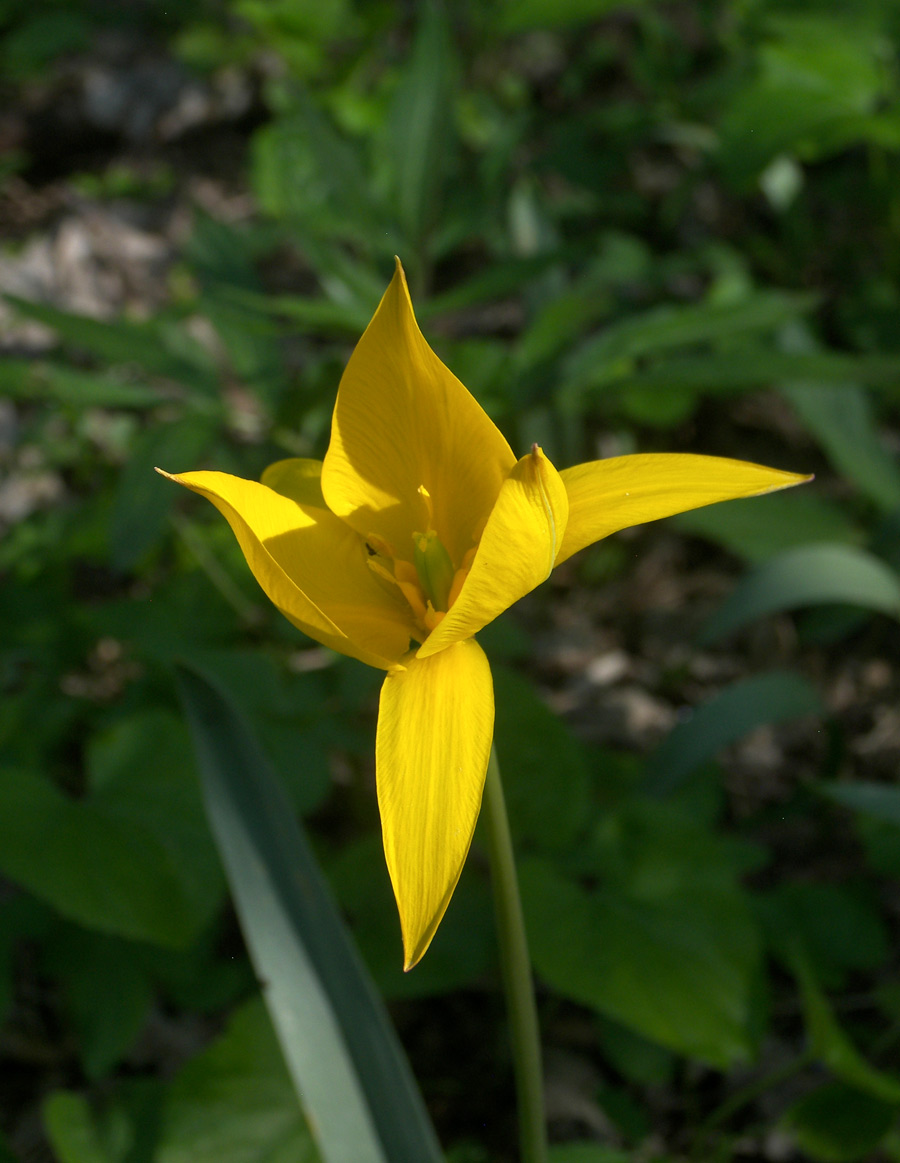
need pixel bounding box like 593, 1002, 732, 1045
366, 532, 396, 558
367, 557, 399, 586
424, 603, 445, 631
417, 484, 434, 527
447, 565, 468, 609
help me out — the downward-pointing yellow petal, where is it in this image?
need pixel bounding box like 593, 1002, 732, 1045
376, 638, 494, 969
555, 453, 812, 566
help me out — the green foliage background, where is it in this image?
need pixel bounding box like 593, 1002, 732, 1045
3, 0, 900, 1160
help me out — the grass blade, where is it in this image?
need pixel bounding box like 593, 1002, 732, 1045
176, 664, 443, 1163
698, 544, 900, 645
644, 671, 824, 796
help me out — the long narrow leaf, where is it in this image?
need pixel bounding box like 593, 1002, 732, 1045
177, 665, 443, 1163
698, 544, 900, 645
643, 671, 824, 796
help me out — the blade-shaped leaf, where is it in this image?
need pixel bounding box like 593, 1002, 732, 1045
788, 942, 900, 1102
819, 781, 900, 826
176, 664, 443, 1163
387, 0, 455, 251
698, 544, 900, 645
782, 383, 900, 513
644, 671, 824, 796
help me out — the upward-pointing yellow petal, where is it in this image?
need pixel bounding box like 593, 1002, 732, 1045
321, 259, 516, 569
417, 445, 569, 658
376, 638, 494, 970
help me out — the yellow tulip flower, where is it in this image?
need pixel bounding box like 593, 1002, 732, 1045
160, 259, 810, 969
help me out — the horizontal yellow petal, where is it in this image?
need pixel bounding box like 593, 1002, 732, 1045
159, 464, 414, 668
321, 259, 516, 569
555, 453, 813, 566
376, 638, 494, 969
417, 446, 569, 658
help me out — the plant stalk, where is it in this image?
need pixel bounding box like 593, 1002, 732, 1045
482, 745, 547, 1163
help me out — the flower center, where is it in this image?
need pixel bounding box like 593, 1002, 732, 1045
412, 529, 455, 612
364, 489, 474, 641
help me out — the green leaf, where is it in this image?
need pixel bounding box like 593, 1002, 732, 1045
674, 491, 862, 563
176, 664, 443, 1163
43, 1093, 113, 1163
86, 709, 225, 933
783, 383, 900, 512
387, 0, 455, 251
3, 296, 219, 394
643, 672, 824, 796
498, 0, 645, 32
585, 350, 900, 396
111, 416, 216, 570
43, 930, 153, 1080
0, 360, 167, 408
789, 943, 900, 1102
521, 857, 759, 1067
328, 835, 493, 1000
783, 1082, 897, 1163
548, 1145, 632, 1163
698, 544, 900, 645
562, 290, 816, 402
157, 999, 321, 1163
820, 780, 900, 826
493, 666, 591, 851
762, 882, 889, 989
0, 767, 201, 947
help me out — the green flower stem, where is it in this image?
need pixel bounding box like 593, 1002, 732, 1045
482, 746, 547, 1163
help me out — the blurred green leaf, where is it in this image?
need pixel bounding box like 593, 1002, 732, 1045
820, 780, 900, 826
0, 766, 203, 947
783, 1081, 897, 1163
387, 0, 455, 254
789, 943, 900, 1102
783, 383, 900, 512
493, 666, 591, 851
643, 671, 823, 796
675, 491, 862, 563
718, 17, 891, 185
86, 709, 225, 929
699, 544, 900, 645
0, 360, 168, 407
43, 1092, 113, 1163
43, 930, 153, 1081
157, 999, 321, 1163
251, 98, 394, 255
3, 296, 219, 394
498, 0, 644, 32
761, 882, 889, 990
328, 835, 493, 1000
562, 290, 816, 406
548, 1145, 632, 1163
596, 350, 900, 395
111, 417, 216, 571
522, 856, 760, 1067
177, 664, 443, 1163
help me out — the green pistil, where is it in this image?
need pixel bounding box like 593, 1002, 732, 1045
413, 530, 455, 611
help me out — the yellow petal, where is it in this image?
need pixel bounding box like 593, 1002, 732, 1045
376, 638, 494, 969
159, 464, 414, 668
555, 453, 813, 566
321, 259, 516, 569
417, 446, 569, 658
